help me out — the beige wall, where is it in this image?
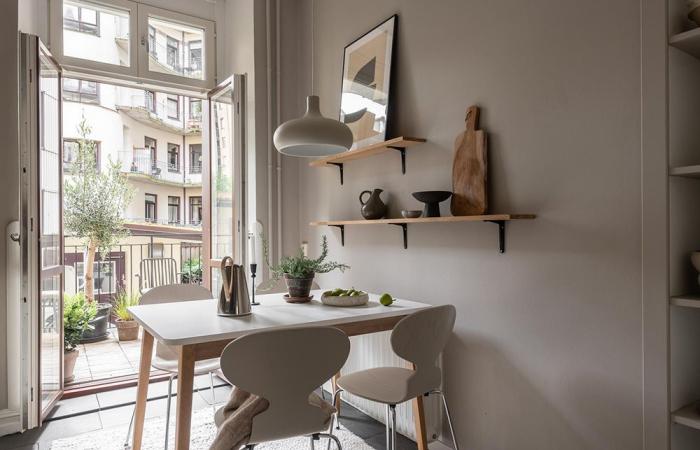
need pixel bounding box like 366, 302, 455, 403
286, 0, 646, 449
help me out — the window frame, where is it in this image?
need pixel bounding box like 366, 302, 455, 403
189, 196, 202, 225
167, 196, 181, 224
145, 90, 156, 113
189, 143, 202, 174
144, 193, 157, 222
166, 95, 180, 120
62, 138, 101, 172
167, 142, 180, 172
50, 0, 216, 90
63, 3, 101, 36
63, 78, 99, 104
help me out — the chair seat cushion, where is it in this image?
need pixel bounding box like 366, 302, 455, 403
151, 355, 221, 375
337, 367, 420, 405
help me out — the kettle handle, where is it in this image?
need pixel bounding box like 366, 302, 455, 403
359, 190, 372, 205
220, 256, 234, 299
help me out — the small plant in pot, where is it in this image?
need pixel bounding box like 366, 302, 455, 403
113, 290, 141, 341
264, 235, 349, 302
63, 292, 96, 383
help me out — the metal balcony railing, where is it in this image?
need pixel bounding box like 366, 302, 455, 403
118, 150, 202, 185
122, 94, 202, 132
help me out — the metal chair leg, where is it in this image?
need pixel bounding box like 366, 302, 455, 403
390, 405, 396, 450
332, 388, 344, 430
309, 435, 316, 450
209, 371, 216, 403
385, 405, 391, 450
317, 432, 342, 450
124, 406, 136, 448
164, 374, 175, 449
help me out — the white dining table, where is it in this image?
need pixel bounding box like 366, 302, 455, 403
128, 290, 432, 450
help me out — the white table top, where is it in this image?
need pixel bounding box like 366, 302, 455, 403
128, 290, 432, 346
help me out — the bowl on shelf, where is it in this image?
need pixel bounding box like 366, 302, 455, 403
401, 210, 422, 219
412, 191, 452, 217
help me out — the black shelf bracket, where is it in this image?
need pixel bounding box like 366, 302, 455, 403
388, 146, 407, 174
329, 162, 344, 185
486, 220, 506, 254
389, 223, 408, 249
329, 224, 345, 246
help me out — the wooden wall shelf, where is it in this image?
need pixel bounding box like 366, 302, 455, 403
670, 28, 700, 60
311, 214, 536, 252
672, 403, 700, 430
309, 137, 427, 185
670, 294, 700, 308
670, 165, 700, 178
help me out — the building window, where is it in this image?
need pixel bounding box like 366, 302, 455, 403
63, 138, 100, 172
168, 196, 180, 224
144, 136, 157, 173
188, 40, 202, 72
63, 78, 99, 104
189, 100, 202, 121
145, 194, 157, 222
166, 36, 179, 69
189, 144, 202, 174
63, 3, 100, 36
189, 196, 202, 225
148, 25, 156, 57
145, 90, 156, 113
167, 95, 179, 119
167, 143, 180, 172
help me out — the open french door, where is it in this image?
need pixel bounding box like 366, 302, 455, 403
202, 75, 246, 293
19, 33, 64, 427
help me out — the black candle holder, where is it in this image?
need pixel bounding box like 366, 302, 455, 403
250, 263, 259, 305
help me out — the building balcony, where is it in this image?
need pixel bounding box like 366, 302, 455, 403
119, 150, 202, 187
116, 94, 201, 136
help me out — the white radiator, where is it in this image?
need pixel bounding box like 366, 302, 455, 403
327, 331, 443, 443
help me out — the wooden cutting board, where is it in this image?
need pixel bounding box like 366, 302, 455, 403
451, 105, 487, 216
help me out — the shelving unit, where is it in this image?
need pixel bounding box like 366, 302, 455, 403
670, 294, 700, 308
670, 27, 700, 59
670, 165, 700, 178
673, 403, 700, 430
311, 214, 536, 252
308, 136, 426, 184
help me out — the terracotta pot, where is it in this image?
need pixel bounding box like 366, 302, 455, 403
116, 319, 140, 341
64, 348, 79, 383
284, 273, 315, 301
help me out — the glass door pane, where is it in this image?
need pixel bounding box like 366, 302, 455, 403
39, 43, 64, 417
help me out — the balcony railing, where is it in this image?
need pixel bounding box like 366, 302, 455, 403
125, 217, 202, 228
121, 94, 201, 133
119, 150, 202, 185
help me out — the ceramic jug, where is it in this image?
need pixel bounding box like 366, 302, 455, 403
359, 189, 388, 220
218, 256, 252, 317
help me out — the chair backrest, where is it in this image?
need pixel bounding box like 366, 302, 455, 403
138, 257, 178, 292
391, 304, 456, 394
140, 284, 213, 360
255, 277, 320, 295
220, 327, 350, 443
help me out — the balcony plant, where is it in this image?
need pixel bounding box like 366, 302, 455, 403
63, 292, 96, 382
64, 117, 134, 342
181, 256, 203, 284
113, 290, 141, 341
263, 235, 349, 302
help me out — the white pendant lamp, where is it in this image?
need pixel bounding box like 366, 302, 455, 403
273, 0, 353, 157
273, 95, 353, 157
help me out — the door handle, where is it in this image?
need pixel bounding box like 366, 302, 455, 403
9, 233, 19, 242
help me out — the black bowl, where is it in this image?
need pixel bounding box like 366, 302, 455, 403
412, 191, 453, 203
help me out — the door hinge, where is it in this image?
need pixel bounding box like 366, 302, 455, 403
30, 217, 34, 232
30, 387, 34, 402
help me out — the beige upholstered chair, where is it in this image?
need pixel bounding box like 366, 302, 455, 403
216, 326, 350, 449
334, 305, 459, 450
124, 284, 219, 449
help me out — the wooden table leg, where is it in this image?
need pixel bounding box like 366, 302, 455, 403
174, 345, 196, 450
410, 362, 428, 450
331, 372, 341, 415
132, 330, 154, 450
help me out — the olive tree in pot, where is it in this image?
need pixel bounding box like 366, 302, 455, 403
113, 290, 140, 341
64, 117, 134, 342
264, 235, 349, 302
63, 292, 96, 382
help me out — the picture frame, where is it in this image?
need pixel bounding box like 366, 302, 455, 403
340, 15, 398, 149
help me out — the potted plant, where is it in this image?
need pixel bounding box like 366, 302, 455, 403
63, 117, 133, 342
264, 235, 349, 302
113, 290, 141, 341
63, 292, 96, 383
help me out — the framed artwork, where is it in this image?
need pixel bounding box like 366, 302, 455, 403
340, 15, 397, 149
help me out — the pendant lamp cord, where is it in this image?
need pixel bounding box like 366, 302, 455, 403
310, 0, 314, 95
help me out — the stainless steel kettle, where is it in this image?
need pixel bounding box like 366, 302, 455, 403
218, 256, 252, 317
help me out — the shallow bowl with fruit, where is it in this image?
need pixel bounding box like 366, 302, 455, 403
321, 288, 370, 307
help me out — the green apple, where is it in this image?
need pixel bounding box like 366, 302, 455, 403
379, 293, 393, 306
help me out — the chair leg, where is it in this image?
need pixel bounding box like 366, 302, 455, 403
124, 406, 136, 449
209, 371, 216, 403
385, 405, 391, 450
164, 374, 175, 449
390, 405, 396, 450
309, 435, 316, 450
434, 391, 459, 450
332, 388, 344, 430
317, 432, 342, 450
